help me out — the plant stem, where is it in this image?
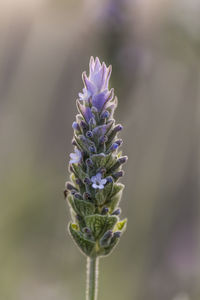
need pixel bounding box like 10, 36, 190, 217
86, 256, 99, 300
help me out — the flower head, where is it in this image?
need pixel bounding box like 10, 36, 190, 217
91, 173, 107, 189
78, 57, 113, 112
69, 148, 82, 164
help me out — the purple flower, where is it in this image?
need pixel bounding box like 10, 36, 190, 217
91, 173, 107, 189
78, 57, 113, 111
69, 148, 82, 164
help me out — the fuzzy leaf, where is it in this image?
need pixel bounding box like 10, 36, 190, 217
85, 214, 118, 239
74, 198, 95, 217
69, 223, 95, 256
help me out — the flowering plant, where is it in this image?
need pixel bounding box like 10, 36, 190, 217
64, 57, 127, 300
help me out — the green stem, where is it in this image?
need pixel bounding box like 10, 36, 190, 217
86, 257, 99, 300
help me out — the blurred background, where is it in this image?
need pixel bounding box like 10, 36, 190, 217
0, 0, 200, 299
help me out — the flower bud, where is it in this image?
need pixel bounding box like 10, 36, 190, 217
113, 171, 124, 179
86, 131, 93, 138
89, 145, 96, 153
112, 208, 121, 216
114, 124, 123, 132
106, 124, 123, 148
84, 177, 91, 185
74, 193, 83, 200
86, 158, 93, 167
80, 120, 88, 130
101, 207, 109, 215
106, 176, 113, 183
75, 178, 82, 186
100, 230, 113, 247
115, 139, 123, 146
101, 110, 110, 119
109, 156, 128, 172
72, 122, 80, 131
113, 231, 121, 238
110, 143, 119, 152
83, 227, 92, 234
83, 192, 91, 201
65, 182, 77, 191
71, 190, 77, 195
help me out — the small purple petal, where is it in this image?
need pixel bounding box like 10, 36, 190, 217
94, 57, 101, 71
92, 92, 107, 111
79, 104, 94, 123
89, 56, 95, 73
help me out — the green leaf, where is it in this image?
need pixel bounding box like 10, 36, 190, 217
69, 223, 95, 256
85, 214, 118, 239
74, 198, 95, 217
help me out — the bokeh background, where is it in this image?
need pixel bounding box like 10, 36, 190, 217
1, 0, 200, 299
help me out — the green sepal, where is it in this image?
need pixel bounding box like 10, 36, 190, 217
96, 189, 106, 205
72, 163, 87, 181
103, 153, 116, 170
90, 153, 116, 170
103, 182, 113, 199
85, 214, 118, 239
67, 194, 76, 212
69, 223, 95, 256
74, 198, 95, 217
108, 183, 124, 212
70, 173, 77, 186
91, 154, 106, 168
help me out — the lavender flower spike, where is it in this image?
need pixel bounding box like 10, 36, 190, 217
65, 57, 127, 300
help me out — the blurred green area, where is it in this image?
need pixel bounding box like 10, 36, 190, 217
0, 1, 200, 300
